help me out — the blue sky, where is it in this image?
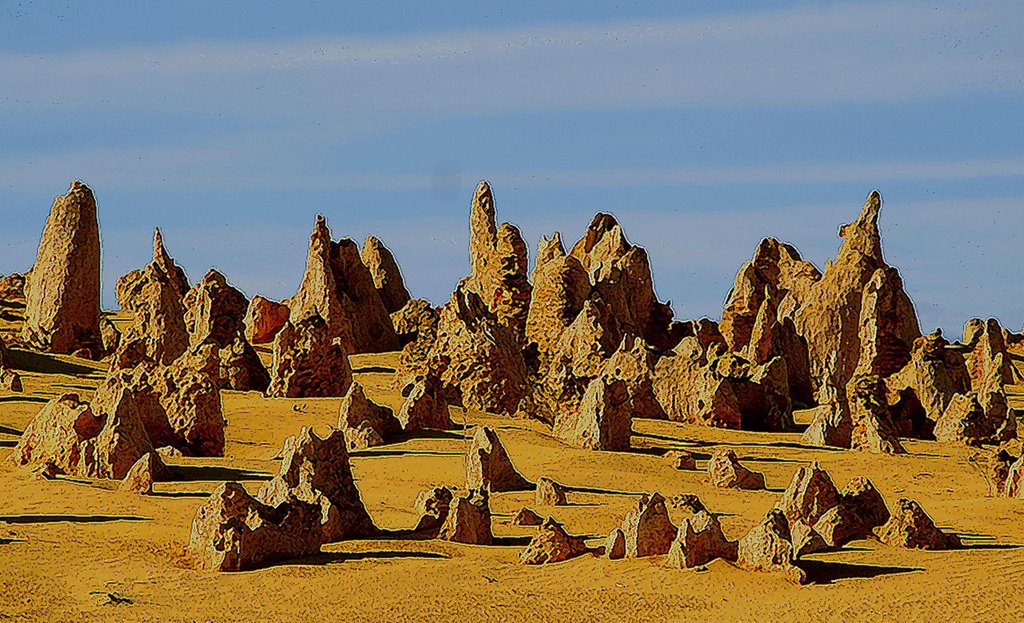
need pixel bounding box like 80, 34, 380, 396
1, 1, 1022, 338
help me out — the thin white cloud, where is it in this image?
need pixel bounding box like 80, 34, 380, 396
1, 1, 1021, 121
1, 143, 1021, 192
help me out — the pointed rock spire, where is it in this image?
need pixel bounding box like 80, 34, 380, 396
361, 235, 411, 314
290, 215, 397, 353
22, 180, 102, 354
465, 180, 532, 343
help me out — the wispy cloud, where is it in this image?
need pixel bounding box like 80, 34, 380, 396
1, 2, 1021, 122
2, 147, 1021, 193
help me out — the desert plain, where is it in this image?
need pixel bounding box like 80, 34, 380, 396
1, 180, 1023, 623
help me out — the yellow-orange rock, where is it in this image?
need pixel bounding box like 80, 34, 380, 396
22, 181, 102, 355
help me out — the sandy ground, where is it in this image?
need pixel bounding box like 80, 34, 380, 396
2, 342, 1024, 623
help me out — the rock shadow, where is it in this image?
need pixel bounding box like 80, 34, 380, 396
352, 449, 463, 458
352, 366, 397, 374
298, 550, 449, 565
797, 560, 922, 584
0, 514, 152, 524
6, 349, 100, 377
0, 395, 50, 404
170, 465, 272, 482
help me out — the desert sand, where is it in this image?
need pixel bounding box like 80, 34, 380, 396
2, 181, 1024, 622
2, 336, 1024, 621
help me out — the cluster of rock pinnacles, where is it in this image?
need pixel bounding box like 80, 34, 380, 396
2, 178, 1022, 576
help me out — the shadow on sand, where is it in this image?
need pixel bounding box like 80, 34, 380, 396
151, 491, 211, 499
296, 550, 449, 565
352, 449, 463, 459
352, 366, 397, 374
0, 514, 152, 524
6, 349, 101, 377
0, 395, 50, 404
170, 465, 272, 482
798, 560, 922, 585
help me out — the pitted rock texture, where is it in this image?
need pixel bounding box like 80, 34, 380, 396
23, 180, 102, 355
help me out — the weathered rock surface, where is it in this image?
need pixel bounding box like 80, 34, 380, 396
289, 215, 398, 354
361, 235, 411, 314
512, 508, 544, 527
603, 335, 668, 420
438, 489, 493, 545
840, 476, 890, 529
848, 375, 906, 454
244, 296, 290, 345
664, 450, 697, 471
391, 299, 438, 348
605, 529, 627, 560
535, 477, 569, 506
466, 181, 532, 343
876, 498, 960, 550
267, 315, 353, 398
519, 517, 588, 565
736, 509, 807, 584
256, 427, 377, 543
12, 391, 154, 480
963, 318, 1016, 393
553, 376, 631, 451
885, 329, 970, 436
183, 269, 268, 392
720, 238, 820, 353
1004, 455, 1024, 498
934, 392, 994, 444
396, 375, 452, 432
790, 521, 829, 558
338, 382, 401, 450
851, 267, 918, 381
0, 367, 23, 393
721, 238, 820, 405
667, 510, 737, 569
114, 229, 190, 366
775, 463, 840, 527
801, 403, 853, 448
430, 283, 533, 418
707, 449, 766, 490
618, 493, 677, 558
151, 346, 225, 456
466, 426, 531, 493
789, 192, 920, 404
22, 180, 103, 355
118, 451, 165, 495
568, 213, 674, 350
653, 340, 793, 431
743, 290, 814, 407
526, 233, 590, 364
413, 487, 454, 536
812, 504, 868, 548
189, 481, 322, 572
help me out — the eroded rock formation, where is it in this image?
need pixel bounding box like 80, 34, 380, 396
22, 180, 102, 355
257, 427, 377, 543
361, 235, 411, 314
189, 482, 321, 572
289, 215, 397, 354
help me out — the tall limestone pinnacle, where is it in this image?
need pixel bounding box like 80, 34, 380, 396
466, 180, 532, 343
837, 189, 884, 264
152, 227, 190, 299
289, 214, 398, 354
22, 180, 102, 355
360, 235, 410, 314
792, 190, 920, 403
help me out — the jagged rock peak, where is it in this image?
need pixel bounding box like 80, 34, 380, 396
837, 189, 884, 264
